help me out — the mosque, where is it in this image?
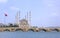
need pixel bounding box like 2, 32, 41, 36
15, 11, 32, 29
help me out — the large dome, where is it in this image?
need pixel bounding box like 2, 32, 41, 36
19, 19, 29, 25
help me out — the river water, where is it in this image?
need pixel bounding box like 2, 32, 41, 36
0, 32, 60, 38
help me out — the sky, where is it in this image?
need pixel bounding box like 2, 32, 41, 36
0, 0, 60, 27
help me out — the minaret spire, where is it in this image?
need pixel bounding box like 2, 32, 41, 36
15, 11, 20, 25
18, 11, 20, 27
29, 11, 31, 26
27, 12, 28, 21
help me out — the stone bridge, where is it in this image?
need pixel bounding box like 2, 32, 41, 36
0, 27, 60, 32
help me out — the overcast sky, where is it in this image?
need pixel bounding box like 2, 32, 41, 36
0, 0, 60, 27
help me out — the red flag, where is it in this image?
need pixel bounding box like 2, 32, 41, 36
5, 13, 7, 16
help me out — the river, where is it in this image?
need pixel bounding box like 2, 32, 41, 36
0, 31, 60, 38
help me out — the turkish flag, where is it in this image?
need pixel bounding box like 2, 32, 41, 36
5, 13, 8, 16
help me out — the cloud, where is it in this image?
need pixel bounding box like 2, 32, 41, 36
10, 6, 19, 11
50, 13, 58, 16
0, 0, 8, 3
42, 0, 55, 7
47, 4, 54, 7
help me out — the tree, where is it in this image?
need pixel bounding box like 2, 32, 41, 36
14, 24, 19, 27
9, 23, 14, 27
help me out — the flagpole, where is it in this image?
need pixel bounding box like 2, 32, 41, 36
4, 15, 5, 24
4, 13, 7, 24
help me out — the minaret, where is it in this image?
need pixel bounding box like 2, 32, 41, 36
15, 12, 18, 25
24, 15, 27, 20
29, 11, 31, 26
15, 11, 20, 26
27, 12, 28, 22
18, 11, 20, 27
19, 11, 20, 20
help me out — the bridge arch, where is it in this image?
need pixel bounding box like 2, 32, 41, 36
53, 28, 59, 32
15, 28, 23, 31
28, 29, 35, 32
4, 29, 10, 31
40, 29, 47, 32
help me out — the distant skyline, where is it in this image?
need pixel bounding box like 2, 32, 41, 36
0, 0, 60, 27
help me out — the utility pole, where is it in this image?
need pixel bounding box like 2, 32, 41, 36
4, 12, 8, 24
